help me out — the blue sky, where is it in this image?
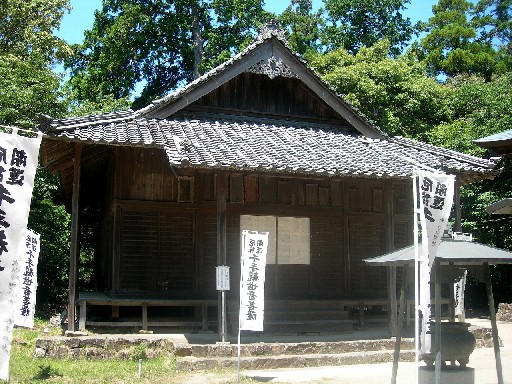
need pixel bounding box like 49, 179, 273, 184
55, 0, 437, 45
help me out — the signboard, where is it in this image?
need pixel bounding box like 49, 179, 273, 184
415, 170, 455, 354
239, 230, 268, 332
216, 265, 230, 291
0, 129, 42, 381
14, 229, 41, 328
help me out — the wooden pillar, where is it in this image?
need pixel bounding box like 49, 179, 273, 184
67, 143, 82, 332
386, 183, 397, 336
216, 173, 228, 341
454, 177, 462, 232
483, 263, 504, 384
388, 267, 397, 336
391, 264, 408, 384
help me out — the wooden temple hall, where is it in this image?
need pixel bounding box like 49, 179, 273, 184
38, 27, 497, 337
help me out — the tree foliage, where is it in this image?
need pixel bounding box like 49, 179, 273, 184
0, 0, 71, 127
428, 73, 512, 155
415, 0, 500, 80
310, 40, 449, 138
28, 169, 71, 311
65, 0, 271, 109
0, 0, 75, 313
0, 0, 71, 63
321, 0, 419, 56
278, 0, 323, 56
0, 54, 66, 128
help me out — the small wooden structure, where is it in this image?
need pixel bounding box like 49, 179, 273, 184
38, 27, 496, 337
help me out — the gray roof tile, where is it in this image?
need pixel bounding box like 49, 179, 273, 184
41, 112, 496, 180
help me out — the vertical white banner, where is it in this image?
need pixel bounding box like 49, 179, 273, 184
239, 230, 268, 332
14, 229, 41, 328
416, 170, 455, 355
454, 270, 467, 321
0, 129, 42, 381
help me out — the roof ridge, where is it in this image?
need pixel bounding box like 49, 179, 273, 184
392, 136, 496, 169
43, 110, 136, 131
170, 111, 355, 133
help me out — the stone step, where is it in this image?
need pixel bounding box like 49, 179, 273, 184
174, 338, 415, 358
35, 335, 413, 360
175, 350, 416, 371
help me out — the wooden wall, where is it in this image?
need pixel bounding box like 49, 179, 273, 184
186, 72, 348, 124
106, 147, 413, 299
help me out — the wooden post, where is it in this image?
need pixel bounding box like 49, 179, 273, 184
217, 173, 228, 342
391, 265, 408, 384
483, 263, 504, 384
142, 303, 148, 330
386, 183, 397, 336
434, 260, 442, 384
67, 143, 82, 332
388, 266, 398, 336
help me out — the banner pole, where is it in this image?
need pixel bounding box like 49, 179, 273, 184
413, 172, 420, 384
237, 328, 241, 382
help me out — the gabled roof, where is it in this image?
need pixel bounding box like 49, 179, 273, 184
135, 26, 385, 140
38, 26, 497, 184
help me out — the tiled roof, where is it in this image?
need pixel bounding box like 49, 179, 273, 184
41, 112, 496, 180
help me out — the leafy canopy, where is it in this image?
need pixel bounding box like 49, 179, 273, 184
321, 0, 419, 56
0, 0, 71, 64
310, 40, 449, 138
0, 0, 70, 127
65, 0, 271, 109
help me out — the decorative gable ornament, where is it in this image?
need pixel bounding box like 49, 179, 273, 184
247, 56, 298, 79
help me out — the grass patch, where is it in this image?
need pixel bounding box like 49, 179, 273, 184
4, 319, 200, 383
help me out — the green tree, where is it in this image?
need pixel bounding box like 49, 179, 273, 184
310, 40, 449, 138
473, 0, 512, 72
278, 0, 323, 56
416, 0, 497, 80
0, 54, 66, 128
0, 0, 71, 127
427, 73, 512, 306
65, 0, 271, 110
321, 0, 419, 56
28, 169, 71, 312
428, 73, 512, 155
0, 0, 71, 64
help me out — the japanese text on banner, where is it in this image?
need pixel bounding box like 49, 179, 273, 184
15, 229, 41, 328
0, 130, 42, 381
239, 230, 268, 332
416, 170, 455, 355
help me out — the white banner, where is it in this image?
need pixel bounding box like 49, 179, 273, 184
14, 229, 41, 328
416, 170, 455, 355
454, 270, 467, 321
239, 230, 268, 332
0, 129, 42, 381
